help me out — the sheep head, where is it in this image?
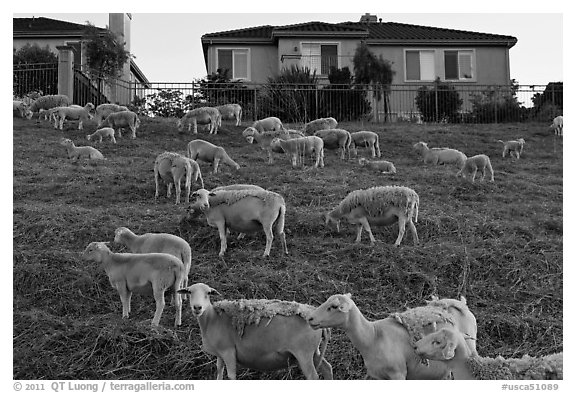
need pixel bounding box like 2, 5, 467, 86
81, 241, 110, 262
308, 293, 354, 330
414, 328, 458, 361
178, 283, 221, 317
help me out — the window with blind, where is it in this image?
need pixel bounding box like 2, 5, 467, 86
217, 49, 249, 80
301, 43, 338, 75
405, 50, 435, 81
444, 50, 474, 80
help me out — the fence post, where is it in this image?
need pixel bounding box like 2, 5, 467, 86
434, 86, 439, 122
253, 88, 258, 121
56, 46, 75, 103
315, 88, 319, 120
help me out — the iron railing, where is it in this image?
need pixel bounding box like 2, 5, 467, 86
13, 63, 58, 98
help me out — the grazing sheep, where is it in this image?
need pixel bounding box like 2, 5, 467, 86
13, 100, 31, 119
177, 283, 333, 380
304, 117, 338, 134
53, 103, 95, 130
350, 131, 381, 158
178, 107, 221, 134
456, 154, 494, 183
242, 127, 305, 164
325, 186, 419, 247
94, 103, 129, 127
251, 116, 285, 132
86, 127, 116, 144
81, 242, 184, 327
314, 129, 352, 160
186, 188, 288, 257
154, 151, 204, 205
271, 136, 325, 168
307, 294, 478, 379
358, 157, 396, 174
186, 139, 240, 174
216, 104, 242, 126
413, 141, 467, 170
414, 327, 562, 380
59, 138, 104, 161
100, 111, 140, 139
27, 94, 71, 119
114, 227, 192, 295
549, 116, 563, 136
498, 138, 525, 159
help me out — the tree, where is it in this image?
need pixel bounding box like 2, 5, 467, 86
13, 44, 58, 97
13, 43, 57, 65
83, 22, 131, 80
352, 42, 395, 121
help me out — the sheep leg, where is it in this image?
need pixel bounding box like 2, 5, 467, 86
471, 168, 478, 183
174, 177, 181, 205
58, 116, 64, 130
217, 223, 228, 257
220, 351, 237, 380
79, 121, 83, 130
117, 128, 122, 138
213, 158, 220, 174
358, 217, 376, 244
216, 357, 226, 380
151, 288, 166, 327
407, 218, 419, 246
395, 215, 407, 247
111, 135, 117, 144
262, 224, 274, 257
315, 356, 333, 380
355, 225, 364, 243
293, 352, 319, 380
98, 135, 103, 143
130, 124, 136, 139
167, 183, 173, 199
173, 284, 182, 327
371, 143, 376, 157
154, 168, 160, 202
117, 286, 131, 319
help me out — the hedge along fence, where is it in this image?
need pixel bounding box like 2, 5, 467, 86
132, 82, 562, 124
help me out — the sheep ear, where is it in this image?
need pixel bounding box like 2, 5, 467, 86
208, 192, 216, 197
337, 297, 352, 313
441, 338, 456, 360
208, 288, 222, 296
177, 288, 191, 295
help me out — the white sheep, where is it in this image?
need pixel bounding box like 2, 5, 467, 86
187, 188, 288, 257
242, 127, 305, 164
413, 141, 467, 170
154, 151, 204, 205
53, 103, 95, 130
456, 154, 494, 183
178, 107, 221, 134
314, 129, 352, 160
498, 138, 525, 159
26, 94, 71, 119
94, 103, 129, 127
350, 131, 381, 158
326, 186, 419, 247
59, 138, 104, 161
414, 326, 562, 380
114, 226, 193, 295
13, 100, 32, 119
549, 116, 563, 136
176, 283, 333, 380
358, 157, 396, 174
100, 111, 140, 139
216, 104, 242, 126
304, 117, 338, 134
186, 139, 240, 174
271, 136, 325, 168
251, 116, 285, 132
86, 127, 116, 144
81, 242, 184, 327
307, 293, 478, 379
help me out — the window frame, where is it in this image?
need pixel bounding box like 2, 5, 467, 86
216, 47, 251, 81
403, 48, 437, 82
299, 41, 340, 76
442, 48, 476, 82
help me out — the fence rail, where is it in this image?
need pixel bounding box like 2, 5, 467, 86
13, 63, 58, 98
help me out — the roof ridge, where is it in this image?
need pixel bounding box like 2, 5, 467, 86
202, 24, 273, 38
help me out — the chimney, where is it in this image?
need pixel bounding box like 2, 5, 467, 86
108, 13, 132, 104
359, 13, 378, 23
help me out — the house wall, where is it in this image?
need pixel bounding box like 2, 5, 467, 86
206, 45, 277, 83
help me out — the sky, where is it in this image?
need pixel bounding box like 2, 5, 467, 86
12, 7, 564, 87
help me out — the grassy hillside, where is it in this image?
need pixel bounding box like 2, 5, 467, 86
13, 116, 562, 379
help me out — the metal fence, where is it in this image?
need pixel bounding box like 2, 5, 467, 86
13, 63, 58, 98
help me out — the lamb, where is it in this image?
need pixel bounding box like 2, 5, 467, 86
186, 139, 240, 174
52, 103, 95, 130
81, 242, 184, 327
94, 103, 129, 127
251, 116, 285, 132
414, 326, 562, 380
271, 136, 325, 168
549, 116, 563, 136
186, 188, 288, 257
176, 283, 333, 380
358, 157, 396, 174
456, 154, 494, 183
154, 151, 204, 205
498, 138, 526, 159
26, 94, 71, 119
306, 293, 478, 379
413, 141, 467, 169
325, 186, 419, 247
114, 226, 192, 295
314, 129, 352, 160
304, 117, 338, 134
242, 127, 305, 164
86, 127, 117, 144
350, 131, 381, 158
59, 138, 104, 161
13, 100, 32, 119
100, 111, 141, 139
177, 107, 221, 134
215, 104, 242, 126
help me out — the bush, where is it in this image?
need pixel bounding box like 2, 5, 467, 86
319, 67, 371, 121
469, 86, 526, 123
415, 78, 463, 123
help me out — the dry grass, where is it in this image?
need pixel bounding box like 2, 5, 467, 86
13, 116, 562, 379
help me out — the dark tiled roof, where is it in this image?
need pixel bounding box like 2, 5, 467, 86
272, 21, 368, 35
13, 17, 105, 34
203, 25, 275, 39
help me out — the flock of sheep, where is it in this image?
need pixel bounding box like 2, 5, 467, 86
14, 95, 563, 380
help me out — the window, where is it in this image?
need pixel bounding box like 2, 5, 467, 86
405, 50, 435, 81
217, 49, 249, 80
444, 50, 474, 80
301, 43, 338, 75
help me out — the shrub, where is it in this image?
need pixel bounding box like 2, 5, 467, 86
319, 67, 371, 121
469, 85, 525, 123
415, 78, 463, 123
